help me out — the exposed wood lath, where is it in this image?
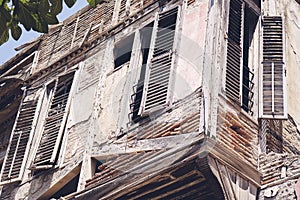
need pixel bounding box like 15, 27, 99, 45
259, 152, 300, 190
259, 119, 283, 153
72, 142, 224, 200
282, 115, 300, 154
124, 87, 201, 141
217, 96, 258, 168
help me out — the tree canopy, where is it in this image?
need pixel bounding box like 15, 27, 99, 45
0, 0, 101, 45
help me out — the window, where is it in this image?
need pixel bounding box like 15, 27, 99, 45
32, 72, 75, 169
138, 6, 180, 116
260, 16, 286, 118
0, 51, 38, 78
130, 22, 154, 122
114, 34, 135, 68
225, 0, 260, 114
0, 89, 42, 184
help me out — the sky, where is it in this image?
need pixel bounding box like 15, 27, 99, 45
0, 1, 89, 65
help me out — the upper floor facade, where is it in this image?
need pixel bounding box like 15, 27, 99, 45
0, 0, 299, 199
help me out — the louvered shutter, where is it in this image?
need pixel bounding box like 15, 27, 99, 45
118, 0, 128, 21
33, 73, 75, 168
140, 7, 179, 115
0, 89, 41, 184
260, 16, 286, 118
225, 0, 243, 102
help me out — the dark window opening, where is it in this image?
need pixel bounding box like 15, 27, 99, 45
114, 34, 134, 68
252, 0, 261, 7
51, 174, 80, 199
241, 6, 259, 114
130, 22, 153, 123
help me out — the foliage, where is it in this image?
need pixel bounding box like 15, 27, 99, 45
0, 0, 102, 45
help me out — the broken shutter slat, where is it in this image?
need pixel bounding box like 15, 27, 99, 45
33, 72, 75, 168
140, 7, 179, 115
225, 0, 242, 102
260, 16, 286, 118
0, 89, 41, 184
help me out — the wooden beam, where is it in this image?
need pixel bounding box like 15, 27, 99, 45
37, 163, 81, 200
92, 132, 201, 159
207, 139, 261, 186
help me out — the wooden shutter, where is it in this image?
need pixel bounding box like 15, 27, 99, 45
0, 89, 41, 184
140, 7, 179, 115
118, 0, 128, 21
33, 72, 75, 168
260, 16, 286, 118
225, 0, 243, 102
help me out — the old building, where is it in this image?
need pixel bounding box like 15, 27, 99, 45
0, 0, 299, 199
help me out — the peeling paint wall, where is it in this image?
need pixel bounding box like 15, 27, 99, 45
0, 0, 210, 199
1, 0, 300, 199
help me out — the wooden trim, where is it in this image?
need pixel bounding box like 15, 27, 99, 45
208, 140, 261, 186
167, 5, 181, 108
92, 132, 202, 158
244, 0, 260, 16
37, 163, 81, 200
58, 69, 81, 166
139, 12, 158, 116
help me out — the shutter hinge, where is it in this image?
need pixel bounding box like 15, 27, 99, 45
285, 68, 286, 76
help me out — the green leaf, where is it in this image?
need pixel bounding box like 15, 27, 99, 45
50, 0, 63, 15
0, 27, 9, 45
64, 0, 76, 8
39, 0, 50, 15
44, 13, 58, 24
32, 14, 48, 33
0, 5, 11, 21
87, 0, 96, 7
14, 1, 35, 31
11, 24, 22, 40
88, 0, 102, 7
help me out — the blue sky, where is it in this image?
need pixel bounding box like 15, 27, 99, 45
0, 1, 89, 65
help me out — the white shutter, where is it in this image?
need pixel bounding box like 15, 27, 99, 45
225, 0, 243, 102
32, 72, 75, 169
260, 16, 286, 118
140, 7, 179, 115
0, 89, 41, 184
